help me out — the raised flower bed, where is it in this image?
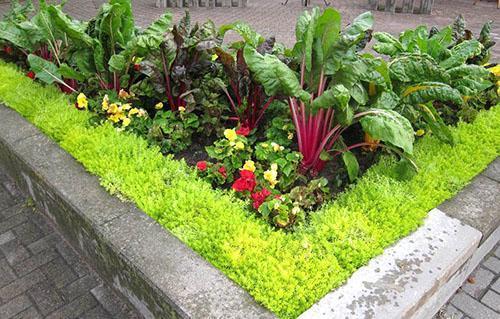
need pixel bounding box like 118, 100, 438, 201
0, 1, 499, 318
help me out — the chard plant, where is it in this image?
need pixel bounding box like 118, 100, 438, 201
373, 23, 495, 141
244, 8, 416, 177
216, 22, 279, 133
136, 12, 221, 110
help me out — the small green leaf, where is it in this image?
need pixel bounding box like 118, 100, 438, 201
342, 151, 359, 182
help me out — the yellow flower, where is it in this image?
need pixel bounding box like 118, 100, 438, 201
291, 206, 301, 215
224, 129, 237, 142
271, 163, 278, 171
121, 103, 132, 111
137, 109, 147, 117
122, 117, 131, 127
271, 142, 284, 152
234, 141, 245, 150
261, 143, 269, 148
243, 160, 256, 172
178, 106, 186, 112
108, 103, 119, 114
416, 129, 425, 137
76, 93, 88, 110
264, 168, 278, 188
488, 65, 500, 77
118, 89, 130, 99
155, 102, 164, 110
102, 95, 109, 111
288, 132, 294, 140
128, 108, 140, 116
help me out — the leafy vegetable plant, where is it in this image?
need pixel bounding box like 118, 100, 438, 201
244, 8, 416, 177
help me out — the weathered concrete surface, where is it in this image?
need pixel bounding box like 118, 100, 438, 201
0, 104, 275, 319
439, 168, 500, 241
482, 158, 500, 183
299, 209, 482, 319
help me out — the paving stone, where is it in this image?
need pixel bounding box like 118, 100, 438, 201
44, 293, 98, 319
461, 267, 496, 298
27, 233, 59, 254
28, 213, 53, 235
61, 274, 100, 302
56, 241, 80, 265
480, 290, 500, 312
0, 269, 46, 303
495, 246, 500, 259
12, 248, 58, 277
0, 294, 32, 319
451, 291, 499, 319
0, 204, 26, 221
12, 220, 44, 246
435, 303, 464, 319
10, 306, 42, 319
491, 278, 500, 293
79, 305, 113, 319
0, 188, 15, 211
0, 209, 28, 234
40, 257, 78, 289
483, 256, 500, 274
27, 280, 65, 315
0, 239, 31, 266
0, 230, 15, 245
0, 259, 16, 288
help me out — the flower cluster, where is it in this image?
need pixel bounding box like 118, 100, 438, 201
101, 93, 146, 127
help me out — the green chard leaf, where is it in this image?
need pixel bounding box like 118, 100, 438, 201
360, 109, 415, 154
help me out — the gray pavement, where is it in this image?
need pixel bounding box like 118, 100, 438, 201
0, 169, 139, 319
436, 242, 500, 319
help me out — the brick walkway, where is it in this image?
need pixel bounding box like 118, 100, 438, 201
435, 242, 500, 319
0, 0, 499, 59
0, 170, 139, 319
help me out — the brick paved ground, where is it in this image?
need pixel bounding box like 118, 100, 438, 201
0, 0, 499, 59
435, 241, 500, 319
0, 169, 139, 319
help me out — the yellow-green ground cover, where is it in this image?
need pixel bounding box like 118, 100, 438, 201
0, 61, 498, 318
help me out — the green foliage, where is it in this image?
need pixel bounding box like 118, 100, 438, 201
0, 62, 499, 318
148, 109, 200, 153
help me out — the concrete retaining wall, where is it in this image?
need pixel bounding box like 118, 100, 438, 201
0, 104, 275, 318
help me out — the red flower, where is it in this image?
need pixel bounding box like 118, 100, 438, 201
251, 188, 271, 209
26, 71, 35, 79
133, 64, 141, 72
218, 166, 227, 178
3, 46, 13, 55
236, 125, 251, 136
232, 170, 256, 192
196, 161, 207, 171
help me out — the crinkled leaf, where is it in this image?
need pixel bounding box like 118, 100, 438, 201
360, 109, 414, 154
446, 64, 490, 78
243, 46, 310, 101
372, 91, 400, 110
372, 32, 402, 56
402, 82, 463, 106
47, 5, 93, 47
389, 54, 448, 83
219, 21, 264, 48
439, 39, 482, 69
452, 78, 493, 96
311, 84, 352, 125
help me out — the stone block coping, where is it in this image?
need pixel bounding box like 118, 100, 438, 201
0, 103, 498, 319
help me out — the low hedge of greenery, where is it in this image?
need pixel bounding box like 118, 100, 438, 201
1, 61, 499, 318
